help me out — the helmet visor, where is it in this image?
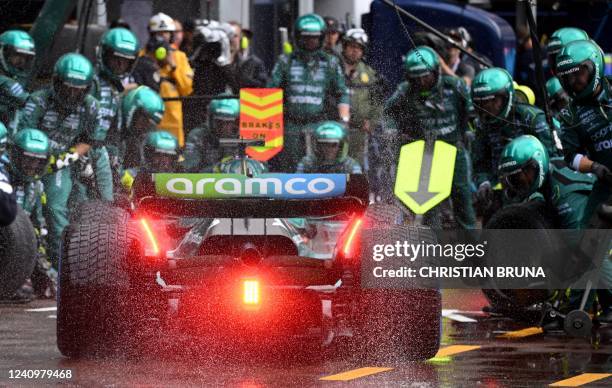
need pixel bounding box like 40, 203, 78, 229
213, 118, 239, 138
132, 109, 159, 133
147, 151, 176, 172
102, 47, 136, 76
558, 61, 594, 97
315, 140, 341, 162
54, 79, 88, 106
6, 46, 34, 73
298, 32, 323, 51
407, 71, 437, 93
474, 93, 508, 120
16, 151, 48, 177
501, 159, 539, 198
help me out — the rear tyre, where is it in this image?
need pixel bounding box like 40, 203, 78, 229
349, 205, 441, 362
57, 223, 149, 358
69, 200, 130, 226
0, 208, 37, 298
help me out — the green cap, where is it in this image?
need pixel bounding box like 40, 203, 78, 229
498, 135, 549, 199
471, 67, 514, 123
53, 53, 94, 88
556, 39, 604, 101
0, 30, 35, 78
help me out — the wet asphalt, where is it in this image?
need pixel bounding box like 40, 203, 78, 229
1, 290, 611, 387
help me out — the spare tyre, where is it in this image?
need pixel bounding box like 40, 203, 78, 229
0, 208, 37, 298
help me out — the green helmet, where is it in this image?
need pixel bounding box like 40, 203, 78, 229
546, 76, 570, 112
208, 95, 240, 135
0, 30, 35, 78
546, 76, 564, 98
216, 158, 268, 176
547, 27, 588, 73
53, 53, 94, 88
97, 28, 139, 82
209, 96, 240, 121
294, 13, 326, 51
122, 86, 165, 132
471, 67, 514, 124
404, 46, 440, 95
143, 131, 179, 172
404, 46, 440, 77
10, 128, 50, 179
0, 122, 7, 154
53, 53, 94, 107
313, 121, 349, 163
498, 135, 549, 199
556, 39, 604, 101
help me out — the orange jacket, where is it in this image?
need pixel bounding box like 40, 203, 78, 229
157, 49, 193, 146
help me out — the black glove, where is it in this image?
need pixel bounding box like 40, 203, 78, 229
591, 162, 612, 182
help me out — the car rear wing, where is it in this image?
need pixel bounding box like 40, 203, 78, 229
132, 173, 369, 218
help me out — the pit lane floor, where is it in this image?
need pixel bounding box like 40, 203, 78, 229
1, 290, 611, 387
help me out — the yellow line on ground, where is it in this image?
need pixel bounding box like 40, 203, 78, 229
433, 345, 481, 358
497, 327, 543, 339
320, 367, 394, 381
549, 373, 612, 387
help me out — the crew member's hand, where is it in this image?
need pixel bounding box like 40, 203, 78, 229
165, 50, 176, 69
591, 162, 612, 184
477, 180, 492, 202
50, 152, 79, 172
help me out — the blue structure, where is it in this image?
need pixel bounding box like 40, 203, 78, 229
364, 0, 516, 88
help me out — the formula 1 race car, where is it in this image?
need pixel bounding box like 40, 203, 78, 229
57, 172, 440, 360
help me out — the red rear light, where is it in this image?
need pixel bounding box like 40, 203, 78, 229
139, 218, 160, 256
343, 218, 363, 257
243, 279, 260, 305
337, 216, 364, 262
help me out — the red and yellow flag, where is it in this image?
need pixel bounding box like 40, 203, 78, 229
239, 88, 284, 161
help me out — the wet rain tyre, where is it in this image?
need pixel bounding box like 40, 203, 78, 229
0, 208, 37, 298
483, 202, 558, 322
69, 200, 130, 226
352, 222, 441, 362
363, 203, 403, 225
57, 223, 142, 358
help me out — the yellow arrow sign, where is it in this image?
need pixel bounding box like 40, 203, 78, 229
394, 140, 457, 215
241, 103, 283, 120
240, 90, 283, 107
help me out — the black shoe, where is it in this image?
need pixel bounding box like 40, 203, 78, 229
597, 310, 612, 324
0, 280, 34, 304
542, 317, 564, 332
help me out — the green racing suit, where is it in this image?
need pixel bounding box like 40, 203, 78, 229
384, 75, 476, 229
18, 88, 99, 266
268, 50, 349, 172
